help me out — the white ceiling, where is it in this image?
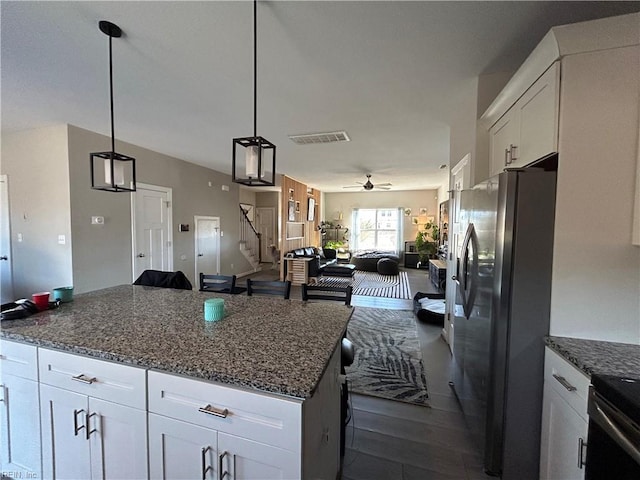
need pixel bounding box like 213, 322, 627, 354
2, 1, 639, 192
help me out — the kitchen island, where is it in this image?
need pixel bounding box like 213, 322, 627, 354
0, 285, 353, 480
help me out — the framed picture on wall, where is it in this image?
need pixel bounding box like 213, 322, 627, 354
288, 200, 296, 221
295, 201, 300, 213
412, 216, 419, 225
307, 198, 316, 221
419, 207, 428, 215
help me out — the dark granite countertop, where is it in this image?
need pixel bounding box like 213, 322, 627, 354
545, 336, 640, 378
0, 285, 353, 399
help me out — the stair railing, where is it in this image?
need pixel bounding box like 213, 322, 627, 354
239, 206, 262, 263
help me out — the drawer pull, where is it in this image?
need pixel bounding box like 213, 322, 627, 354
553, 374, 577, 392
72, 374, 97, 385
199, 404, 229, 418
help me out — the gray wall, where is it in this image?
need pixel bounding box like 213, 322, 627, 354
68, 125, 251, 292
2, 125, 74, 297
1, 123, 253, 297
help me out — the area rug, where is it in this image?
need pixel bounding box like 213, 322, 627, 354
317, 271, 412, 299
345, 307, 429, 406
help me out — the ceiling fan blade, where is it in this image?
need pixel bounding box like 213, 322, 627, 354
376, 183, 393, 187
343, 185, 362, 189
374, 186, 391, 190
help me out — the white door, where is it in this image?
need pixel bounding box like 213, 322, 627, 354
40, 384, 92, 480
0, 374, 41, 478
256, 207, 276, 261
149, 413, 217, 480
89, 398, 148, 480
195, 216, 220, 278
445, 155, 471, 351
0, 175, 14, 303
218, 432, 300, 480
132, 184, 173, 281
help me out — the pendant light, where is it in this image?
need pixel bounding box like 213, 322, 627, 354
90, 20, 136, 192
232, 0, 276, 186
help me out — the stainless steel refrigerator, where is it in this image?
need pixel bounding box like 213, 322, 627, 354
451, 168, 557, 479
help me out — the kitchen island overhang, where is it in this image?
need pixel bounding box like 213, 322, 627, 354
0, 284, 353, 399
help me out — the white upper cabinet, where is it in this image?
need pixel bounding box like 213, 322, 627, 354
489, 62, 560, 176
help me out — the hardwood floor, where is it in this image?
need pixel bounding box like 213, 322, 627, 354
244, 264, 492, 479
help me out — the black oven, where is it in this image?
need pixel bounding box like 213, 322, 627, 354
586, 374, 640, 480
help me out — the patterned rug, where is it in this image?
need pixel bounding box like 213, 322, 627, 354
345, 307, 429, 406
317, 271, 412, 299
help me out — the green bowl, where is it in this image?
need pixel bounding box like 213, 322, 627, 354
53, 286, 74, 303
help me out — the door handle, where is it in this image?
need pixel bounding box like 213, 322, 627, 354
0, 255, 7, 261
198, 253, 204, 257
137, 253, 146, 258
201, 446, 213, 479
218, 451, 229, 480
73, 408, 86, 436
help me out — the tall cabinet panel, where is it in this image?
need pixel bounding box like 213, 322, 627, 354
0, 340, 42, 479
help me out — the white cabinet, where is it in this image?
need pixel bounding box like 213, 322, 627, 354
149, 413, 218, 480
148, 370, 302, 480
38, 348, 148, 480
540, 347, 590, 480
0, 340, 42, 479
489, 62, 560, 176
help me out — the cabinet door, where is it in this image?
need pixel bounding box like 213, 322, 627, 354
40, 384, 92, 480
489, 108, 518, 176
89, 397, 148, 480
149, 413, 217, 480
539, 381, 588, 480
218, 432, 300, 480
0, 374, 42, 478
512, 62, 560, 169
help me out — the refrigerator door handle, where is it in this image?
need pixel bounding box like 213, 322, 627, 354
460, 223, 479, 319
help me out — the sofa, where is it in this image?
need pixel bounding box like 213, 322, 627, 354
351, 251, 400, 272
284, 247, 337, 278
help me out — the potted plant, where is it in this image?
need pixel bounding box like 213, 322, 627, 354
415, 221, 439, 264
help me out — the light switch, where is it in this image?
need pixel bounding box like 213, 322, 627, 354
17, 233, 23, 242
58, 235, 66, 245
221, 185, 229, 191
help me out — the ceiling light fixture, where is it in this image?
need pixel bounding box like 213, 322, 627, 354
232, 0, 276, 186
90, 20, 136, 193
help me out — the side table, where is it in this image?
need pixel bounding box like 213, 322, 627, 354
284, 257, 313, 286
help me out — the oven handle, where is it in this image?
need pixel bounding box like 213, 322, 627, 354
589, 389, 640, 466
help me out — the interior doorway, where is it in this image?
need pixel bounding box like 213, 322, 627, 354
131, 183, 173, 282
256, 207, 276, 261
1, 175, 14, 303
194, 216, 220, 280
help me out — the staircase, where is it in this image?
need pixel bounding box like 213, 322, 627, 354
239, 205, 262, 272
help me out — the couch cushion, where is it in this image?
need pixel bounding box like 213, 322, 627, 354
293, 248, 306, 257
304, 247, 316, 256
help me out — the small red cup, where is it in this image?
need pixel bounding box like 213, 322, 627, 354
32, 292, 50, 311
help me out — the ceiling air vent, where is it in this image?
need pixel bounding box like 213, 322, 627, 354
288, 131, 350, 145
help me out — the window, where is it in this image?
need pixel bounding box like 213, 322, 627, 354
352, 208, 401, 253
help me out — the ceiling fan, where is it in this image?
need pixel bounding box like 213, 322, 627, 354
343, 174, 392, 191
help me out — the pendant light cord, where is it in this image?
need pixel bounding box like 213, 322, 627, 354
109, 33, 116, 153
253, 0, 257, 138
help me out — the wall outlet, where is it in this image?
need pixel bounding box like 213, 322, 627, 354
91, 216, 105, 225
58, 234, 66, 245
17, 233, 23, 242
222, 185, 229, 191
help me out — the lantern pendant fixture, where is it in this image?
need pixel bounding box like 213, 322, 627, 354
90, 20, 136, 193
232, 0, 276, 186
